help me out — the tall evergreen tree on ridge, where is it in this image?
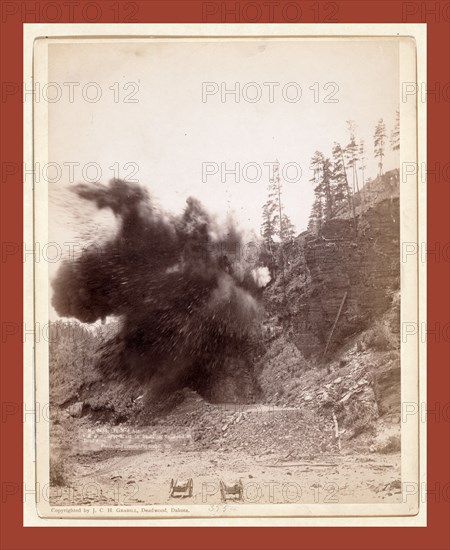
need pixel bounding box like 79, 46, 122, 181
322, 157, 334, 220
374, 118, 387, 176
345, 119, 361, 201
261, 162, 296, 246
261, 200, 276, 251
308, 151, 325, 234
358, 139, 367, 203
308, 151, 337, 234
390, 109, 400, 151
331, 142, 353, 215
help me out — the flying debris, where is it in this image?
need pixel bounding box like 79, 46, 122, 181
52, 179, 265, 399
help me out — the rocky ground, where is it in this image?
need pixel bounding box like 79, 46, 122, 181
50, 382, 401, 507
50, 301, 401, 508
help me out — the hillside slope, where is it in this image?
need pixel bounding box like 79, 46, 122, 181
256, 170, 401, 449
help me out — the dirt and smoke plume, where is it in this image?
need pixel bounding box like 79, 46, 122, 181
52, 179, 267, 400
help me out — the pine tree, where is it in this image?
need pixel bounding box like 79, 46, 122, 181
358, 139, 367, 203
308, 151, 335, 231
310, 150, 324, 185
322, 157, 334, 220
261, 202, 276, 251
331, 142, 356, 229
308, 151, 325, 234
331, 143, 350, 210
390, 109, 400, 151
267, 163, 295, 301
261, 163, 296, 245
308, 195, 323, 234
280, 213, 296, 243
345, 120, 361, 199
374, 118, 387, 176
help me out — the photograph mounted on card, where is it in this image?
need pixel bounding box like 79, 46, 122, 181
26, 24, 425, 525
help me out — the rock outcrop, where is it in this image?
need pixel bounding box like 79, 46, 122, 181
269, 194, 399, 359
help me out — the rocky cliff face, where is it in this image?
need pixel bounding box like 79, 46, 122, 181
259, 173, 401, 435
268, 196, 400, 359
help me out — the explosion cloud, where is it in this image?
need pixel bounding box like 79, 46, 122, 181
52, 179, 265, 399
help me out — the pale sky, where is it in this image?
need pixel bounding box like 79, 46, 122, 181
47, 37, 400, 272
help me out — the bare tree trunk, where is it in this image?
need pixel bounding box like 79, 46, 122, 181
354, 163, 361, 200
276, 176, 286, 303
340, 150, 357, 232
322, 291, 348, 362
361, 167, 366, 203
332, 412, 341, 452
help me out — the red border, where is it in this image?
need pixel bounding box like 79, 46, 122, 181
1, 1, 449, 549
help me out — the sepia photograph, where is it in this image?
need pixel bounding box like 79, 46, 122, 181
28, 26, 423, 522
